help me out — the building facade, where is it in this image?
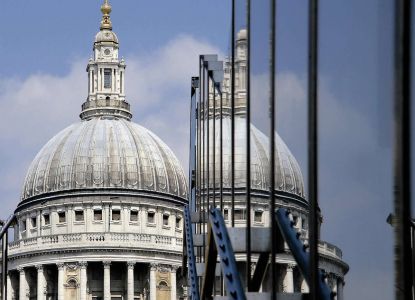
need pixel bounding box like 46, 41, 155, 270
1, 1, 188, 300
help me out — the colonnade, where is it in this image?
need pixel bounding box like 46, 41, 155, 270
5, 261, 178, 300
281, 263, 344, 299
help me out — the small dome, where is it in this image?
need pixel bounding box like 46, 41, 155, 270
237, 29, 247, 40
205, 116, 304, 198
95, 30, 118, 44
21, 118, 187, 202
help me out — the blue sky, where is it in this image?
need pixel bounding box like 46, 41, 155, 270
0, 1, 412, 299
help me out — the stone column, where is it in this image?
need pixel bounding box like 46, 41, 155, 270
301, 278, 309, 293
79, 262, 88, 300
6, 273, 12, 300
57, 263, 65, 300
149, 263, 157, 300
36, 265, 45, 300
18, 267, 27, 300
171, 266, 178, 300
283, 264, 294, 293
127, 262, 135, 300
337, 278, 344, 300
103, 261, 111, 300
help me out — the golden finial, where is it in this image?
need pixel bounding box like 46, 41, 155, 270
100, 0, 112, 30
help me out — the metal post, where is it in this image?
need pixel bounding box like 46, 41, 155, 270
393, 0, 413, 299
269, 0, 277, 299
246, 0, 252, 291
231, 0, 236, 227
1, 231, 8, 300
308, 0, 319, 300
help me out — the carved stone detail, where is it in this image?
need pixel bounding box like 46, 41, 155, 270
78, 261, 88, 269
127, 261, 136, 269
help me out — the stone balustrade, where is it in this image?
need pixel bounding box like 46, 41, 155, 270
318, 240, 343, 259
8, 232, 183, 255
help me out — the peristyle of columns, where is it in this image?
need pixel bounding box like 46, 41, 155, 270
12, 261, 180, 300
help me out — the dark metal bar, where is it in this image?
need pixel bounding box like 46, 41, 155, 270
0, 216, 15, 240
200, 220, 218, 299
197, 57, 203, 264
184, 206, 200, 300
213, 82, 217, 208
0, 215, 15, 300
245, 0, 252, 291
393, 0, 413, 299
250, 252, 270, 292
209, 208, 247, 300
231, 0, 236, 227
269, 0, 277, 299
276, 208, 332, 300
412, 221, 415, 299
308, 0, 319, 299
220, 86, 224, 211
207, 71, 211, 211
190, 77, 199, 212
2, 230, 8, 300
202, 65, 207, 263
219, 83, 224, 297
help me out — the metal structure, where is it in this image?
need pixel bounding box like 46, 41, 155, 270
183, 0, 414, 299
0, 215, 16, 300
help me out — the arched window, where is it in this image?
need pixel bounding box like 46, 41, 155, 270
158, 281, 170, 291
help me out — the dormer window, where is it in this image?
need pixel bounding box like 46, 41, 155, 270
104, 68, 112, 88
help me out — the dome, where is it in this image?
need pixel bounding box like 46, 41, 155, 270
207, 116, 304, 198
95, 29, 119, 44
21, 117, 187, 202
237, 29, 247, 40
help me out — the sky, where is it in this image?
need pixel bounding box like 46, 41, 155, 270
0, 1, 413, 299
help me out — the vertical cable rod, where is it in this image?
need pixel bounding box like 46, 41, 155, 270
269, 0, 277, 299
201, 60, 206, 263
393, 0, 413, 299
207, 72, 211, 211
213, 83, 217, 208
308, 0, 319, 299
203, 66, 208, 263
220, 87, 224, 211
231, 0, 236, 227
197, 58, 203, 263
1, 231, 8, 300
245, 0, 252, 290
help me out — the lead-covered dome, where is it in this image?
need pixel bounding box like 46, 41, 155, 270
95, 30, 119, 44
21, 118, 187, 202
206, 116, 304, 198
